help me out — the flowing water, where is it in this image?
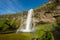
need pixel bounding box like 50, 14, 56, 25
16, 9, 35, 32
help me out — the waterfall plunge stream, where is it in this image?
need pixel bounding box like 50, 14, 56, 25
16, 9, 35, 32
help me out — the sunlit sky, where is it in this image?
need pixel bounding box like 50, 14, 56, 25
0, 0, 48, 15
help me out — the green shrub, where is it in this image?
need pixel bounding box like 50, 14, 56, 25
1, 24, 9, 31
46, 3, 56, 9
41, 32, 54, 40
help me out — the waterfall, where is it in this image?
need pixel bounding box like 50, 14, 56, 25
25, 9, 33, 30
16, 9, 35, 32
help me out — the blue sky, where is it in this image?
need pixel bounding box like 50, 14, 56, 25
0, 0, 48, 15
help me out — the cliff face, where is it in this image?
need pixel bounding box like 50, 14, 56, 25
0, 0, 60, 25
33, 0, 60, 24
0, 0, 60, 33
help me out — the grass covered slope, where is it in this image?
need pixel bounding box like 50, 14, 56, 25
0, 23, 55, 40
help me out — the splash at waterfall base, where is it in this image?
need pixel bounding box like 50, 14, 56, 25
16, 9, 35, 33
18, 28, 35, 32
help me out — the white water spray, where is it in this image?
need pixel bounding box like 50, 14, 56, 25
16, 9, 35, 32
